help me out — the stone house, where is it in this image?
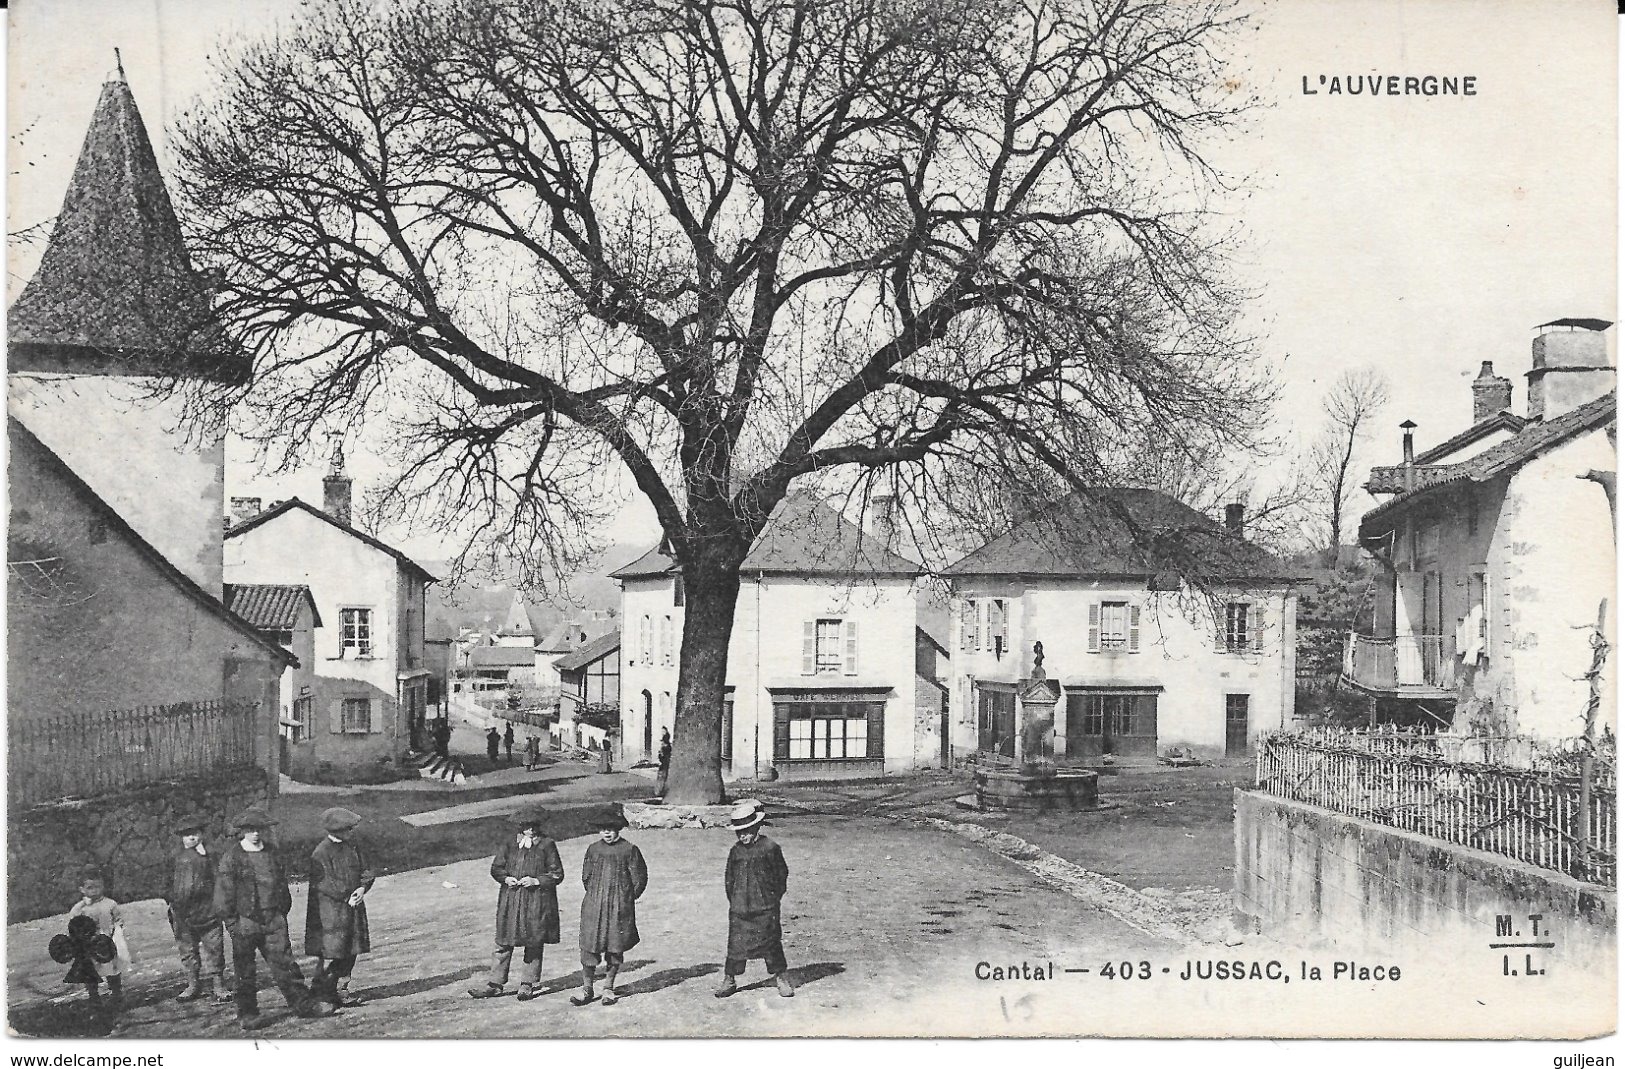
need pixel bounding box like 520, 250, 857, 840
1348, 320, 1617, 738
224, 461, 437, 780
555, 630, 621, 745
944, 488, 1301, 762
5, 72, 292, 918
614, 492, 946, 780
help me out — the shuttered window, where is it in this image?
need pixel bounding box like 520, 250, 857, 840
774, 701, 884, 761
340, 697, 372, 734
804, 619, 859, 675
340, 608, 373, 657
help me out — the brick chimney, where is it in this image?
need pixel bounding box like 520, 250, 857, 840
1526, 319, 1615, 421
323, 447, 353, 526
869, 493, 898, 551
1223, 502, 1245, 536
1472, 361, 1513, 422
229, 496, 262, 527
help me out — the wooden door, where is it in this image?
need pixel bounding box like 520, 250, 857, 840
1225, 694, 1250, 757
977, 687, 1015, 757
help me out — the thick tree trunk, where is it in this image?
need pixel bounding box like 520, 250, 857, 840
664, 551, 745, 805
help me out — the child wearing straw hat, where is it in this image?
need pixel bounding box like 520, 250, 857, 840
305, 806, 374, 1007
715, 800, 794, 999
469, 808, 565, 1001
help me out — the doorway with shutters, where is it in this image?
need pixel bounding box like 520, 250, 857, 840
1225, 693, 1250, 757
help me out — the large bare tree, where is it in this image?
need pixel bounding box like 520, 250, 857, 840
1304, 368, 1389, 563
172, 0, 1269, 802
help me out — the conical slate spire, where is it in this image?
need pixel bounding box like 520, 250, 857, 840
8, 74, 244, 381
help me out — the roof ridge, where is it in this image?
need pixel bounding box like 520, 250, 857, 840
225, 497, 438, 583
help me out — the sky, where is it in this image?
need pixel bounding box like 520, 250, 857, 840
5, 0, 1617, 566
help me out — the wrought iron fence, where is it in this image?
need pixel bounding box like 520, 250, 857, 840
9, 700, 258, 806
1256, 729, 1616, 886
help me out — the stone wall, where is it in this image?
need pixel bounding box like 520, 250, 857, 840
1234, 790, 1615, 972
8, 767, 268, 923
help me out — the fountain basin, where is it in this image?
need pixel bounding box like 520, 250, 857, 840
972, 766, 1101, 812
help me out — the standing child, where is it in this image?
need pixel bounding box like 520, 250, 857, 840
486, 726, 502, 763
68, 868, 130, 1008
165, 814, 230, 1003
525, 735, 541, 771
504, 722, 516, 764
468, 809, 564, 1002
715, 801, 794, 999
572, 810, 647, 1006
214, 807, 337, 1031
305, 807, 374, 1007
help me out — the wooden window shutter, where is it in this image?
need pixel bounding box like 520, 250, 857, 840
802, 621, 816, 675
1087, 603, 1100, 653
1128, 605, 1141, 652
773, 703, 791, 761
977, 600, 990, 650
1251, 603, 1264, 651
959, 600, 971, 651
369, 699, 382, 734
329, 699, 344, 735
867, 702, 885, 758
843, 620, 859, 675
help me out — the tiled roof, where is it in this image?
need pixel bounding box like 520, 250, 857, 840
554, 630, 621, 673
225, 498, 438, 584
8, 417, 296, 667
612, 492, 921, 580
470, 645, 538, 668
1413, 411, 1528, 465
8, 77, 246, 382
224, 584, 321, 630
944, 487, 1295, 582
1360, 391, 1617, 534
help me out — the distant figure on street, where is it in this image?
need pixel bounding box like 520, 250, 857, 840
486, 727, 502, 763
572, 809, 647, 1006
715, 801, 794, 999
525, 735, 542, 771
655, 729, 672, 796
504, 722, 516, 764
214, 808, 336, 1031
165, 814, 229, 1004
469, 810, 564, 1001
433, 718, 451, 759
305, 807, 374, 1007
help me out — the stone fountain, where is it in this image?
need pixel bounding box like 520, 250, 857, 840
971, 641, 1102, 812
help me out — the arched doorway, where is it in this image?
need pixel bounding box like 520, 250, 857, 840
642, 690, 653, 760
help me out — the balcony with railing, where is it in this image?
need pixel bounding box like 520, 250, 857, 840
1342, 633, 1457, 696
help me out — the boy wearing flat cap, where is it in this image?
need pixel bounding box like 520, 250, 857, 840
469, 808, 564, 1001
716, 800, 794, 999
213, 807, 336, 1031
305, 807, 375, 1007
572, 808, 647, 1006
164, 813, 229, 1004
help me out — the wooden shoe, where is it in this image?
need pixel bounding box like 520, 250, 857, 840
775, 973, 795, 997
175, 980, 203, 1002
713, 975, 737, 999
516, 984, 540, 1002
468, 982, 505, 999
569, 989, 597, 1007
599, 988, 620, 1006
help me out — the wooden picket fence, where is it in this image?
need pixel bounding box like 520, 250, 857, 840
9, 700, 258, 806
1256, 729, 1616, 886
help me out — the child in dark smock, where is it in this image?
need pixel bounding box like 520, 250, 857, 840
715, 800, 794, 999
571, 809, 648, 1006
469, 808, 564, 1001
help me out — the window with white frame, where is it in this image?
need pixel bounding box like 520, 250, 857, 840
340, 608, 373, 657
639, 615, 651, 666
1097, 601, 1131, 650
777, 701, 880, 761
340, 697, 371, 734
815, 619, 843, 674
1222, 602, 1261, 652
661, 615, 674, 665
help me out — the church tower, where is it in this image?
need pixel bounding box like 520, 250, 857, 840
8, 63, 247, 595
